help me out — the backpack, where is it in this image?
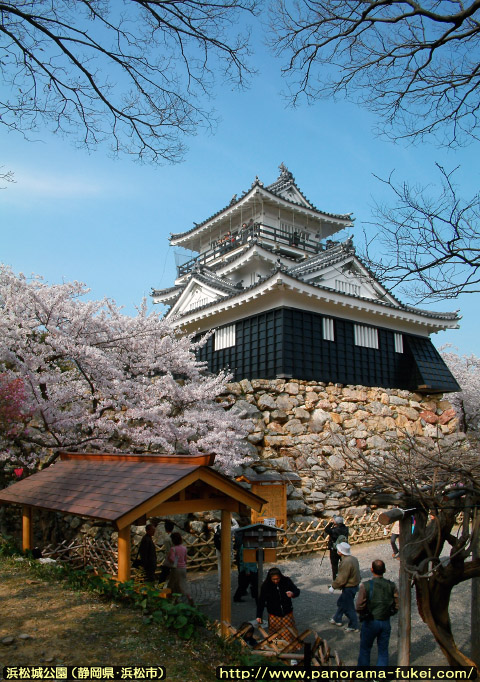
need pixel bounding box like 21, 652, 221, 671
333, 534, 347, 550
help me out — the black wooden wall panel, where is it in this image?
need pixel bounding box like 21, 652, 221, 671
195, 307, 459, 392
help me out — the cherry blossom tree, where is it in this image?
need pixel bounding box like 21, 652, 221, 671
0, 375, 31, 438
441, 349, 480, 433
0, 266, 248, 475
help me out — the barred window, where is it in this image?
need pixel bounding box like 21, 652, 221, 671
354, 324, 379, 349
323, 317, 335, 342
394, 333, 404, 353
335, 279, 361, 297
214, 324, 236, 350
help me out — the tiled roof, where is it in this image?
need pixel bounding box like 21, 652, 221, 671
151, 284, 184, 299
287, 239, 355, 276
0, 457, 201, 524
0, 452, 266, 528
169, 165, 352, 242
266, 164, 313, 208
171, 266, 460, 323
192, 268, 241, 294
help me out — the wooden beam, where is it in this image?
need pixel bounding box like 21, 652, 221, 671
471, 506, 480, 666
117, 525, 131, 582
149, 498, 239, 516
22, 505, 33, 552
397, 515, 412, 665
117, 470, 203, 528
60, 452, 215, 465
220, 509, 232, 636
197, 469, 266, 512
117, 467, 266, 529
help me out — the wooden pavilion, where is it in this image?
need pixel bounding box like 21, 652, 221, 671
0, 451, 266, 628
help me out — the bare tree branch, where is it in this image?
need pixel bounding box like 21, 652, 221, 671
0, 166, 15, 188
360, 164, 480, 302
327, 428, 480, 667
0, 0, 258, 163
269, 0, 480, 146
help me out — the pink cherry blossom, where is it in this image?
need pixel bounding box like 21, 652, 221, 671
0, 266, 249, 475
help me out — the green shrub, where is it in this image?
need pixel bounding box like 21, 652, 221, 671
24, 558, 205, 640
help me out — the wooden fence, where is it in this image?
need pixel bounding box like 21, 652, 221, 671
42, 536, 118, 574
277, 512, 385, 561
40, 512, 385, 575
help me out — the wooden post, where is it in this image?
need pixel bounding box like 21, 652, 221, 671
471, 506, 480, 666
397, 514, 412, 665
220, 509, 232, 636
22, 505, 33, 552
257, 547, 264, 587
117, 525, 131, 582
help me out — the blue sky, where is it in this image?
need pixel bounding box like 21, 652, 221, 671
1, 35, 478, 358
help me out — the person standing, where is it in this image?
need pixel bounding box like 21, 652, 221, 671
157, 519, 175, 584
138, 523, 157, 583
356, 559, 399, 666
324, 516, 349, 580
256, 567, 300, 646
167, 531, 194, 605
329, 542, 360, 632
233, 530, 258, 603
390, 521, 400, 558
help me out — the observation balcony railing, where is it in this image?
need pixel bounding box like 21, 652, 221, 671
176, 222, 323, 277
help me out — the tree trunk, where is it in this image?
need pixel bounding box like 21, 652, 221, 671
471, 509, 480, 666
415, 576, 478, 669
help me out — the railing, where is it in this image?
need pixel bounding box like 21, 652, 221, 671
177, 223, 324, 277
39, 513, 385, 577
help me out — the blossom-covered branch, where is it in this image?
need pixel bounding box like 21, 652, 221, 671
0, 267, 249, 474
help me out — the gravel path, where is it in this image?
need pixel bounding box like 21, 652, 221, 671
189, 537, 471, 666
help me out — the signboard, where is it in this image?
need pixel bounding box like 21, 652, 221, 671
251, 482, 287, 529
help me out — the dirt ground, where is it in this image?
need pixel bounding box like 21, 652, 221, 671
0, 557, 227, 681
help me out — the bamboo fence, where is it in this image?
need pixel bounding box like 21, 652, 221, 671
42, 536, 118, 574
40, 512, 385, 575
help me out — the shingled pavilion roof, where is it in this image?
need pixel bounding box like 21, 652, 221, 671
0, 452, 266, 530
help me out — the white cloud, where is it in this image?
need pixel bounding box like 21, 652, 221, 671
5, 169, 103, 199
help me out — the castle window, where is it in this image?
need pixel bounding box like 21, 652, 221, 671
214, 324, 236, 350
335, 279, 361, 297
323, 317, 335, 341
187, 297, 208, 312
354, 324, 378, 349
394, 333, 404, 353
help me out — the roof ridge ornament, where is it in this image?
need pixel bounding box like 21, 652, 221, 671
278, 162, 293, 181
342, 236, 354, 252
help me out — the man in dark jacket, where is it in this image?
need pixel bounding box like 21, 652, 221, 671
356, 559, 399, 666
138, 523, 157, 583
324, 516, 349, 580
233, 529, 258, 603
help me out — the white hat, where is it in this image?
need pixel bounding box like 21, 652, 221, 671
336, 542, 351, 556
334, 516, 344, 524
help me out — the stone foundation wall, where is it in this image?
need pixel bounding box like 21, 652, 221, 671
224, 379, 459, 521
0, 379, 461, 554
